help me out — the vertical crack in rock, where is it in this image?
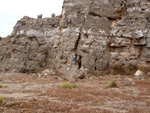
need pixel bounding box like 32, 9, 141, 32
74, 30, 81, 51
44, 49, 49, 66
73, 15, 86, 70
78, 55, 82, 69
95, 58, 97, 71
137, 46, 144, 59
73, 15, 86, 51
73, 28, 83, 70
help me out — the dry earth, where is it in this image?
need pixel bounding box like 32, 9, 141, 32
0, 73, 150, 113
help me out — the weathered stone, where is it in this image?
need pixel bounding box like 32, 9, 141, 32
1, 0, 150, 78
65, 66, 86, 82
41, 69, 56, 76
124, 78, 135, 85
134, 70, 145, 80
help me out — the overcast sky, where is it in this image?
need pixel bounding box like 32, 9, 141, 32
0, 0, 64, 37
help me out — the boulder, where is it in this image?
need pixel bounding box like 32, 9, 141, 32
65, 66, 86, 82
134, 70, 145, 80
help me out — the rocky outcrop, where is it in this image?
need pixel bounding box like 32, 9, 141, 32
0, 16, 61, 73
1, 0, 150, 77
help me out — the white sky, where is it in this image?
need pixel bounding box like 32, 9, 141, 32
0, 0, 64, 37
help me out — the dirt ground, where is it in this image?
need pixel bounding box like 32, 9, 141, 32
0, 73, 150, 113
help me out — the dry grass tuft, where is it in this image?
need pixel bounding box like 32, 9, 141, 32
62, 83, 78, 89
109, 80, 119, 88
0, 95, 3, 103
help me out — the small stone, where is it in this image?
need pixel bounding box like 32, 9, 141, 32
37, 73, 41, 77
124, 78, 135, 85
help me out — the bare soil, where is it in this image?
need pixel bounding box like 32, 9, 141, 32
0, 73, 150, 113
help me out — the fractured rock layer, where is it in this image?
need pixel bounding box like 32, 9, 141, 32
1, 0, 150, 75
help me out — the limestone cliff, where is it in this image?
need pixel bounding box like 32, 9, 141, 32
1, 0, 150, 76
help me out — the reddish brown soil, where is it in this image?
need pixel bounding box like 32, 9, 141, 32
0, 73, 150, 113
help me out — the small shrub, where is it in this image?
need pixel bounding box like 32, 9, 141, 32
97, 102, 101, 105
109, 80, 119, 88
0, 84, 3, 88
0, 95, 3, 103
72, 84, 78, 88
62, 83, 72, 89
31, 68, 36, 72
37, 62, 43, 67
4, 85, 8, 88
62, 83, 78, 89
109, 69, 115, 75
138, 66, 150, 73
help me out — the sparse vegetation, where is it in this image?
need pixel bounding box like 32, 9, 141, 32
109, 80, 119, 88
0, 84, 8, 88
1, 73, 150, 112
0, 95, 3, 103
37, 62, 43, 67
62, 83, 72, 89
4, 85, 8, 88
71, 84, 78, 88
0, 84, 3, 88
62, 83, 78, 89
31, 68, 36, 72
138, 65, 150, 73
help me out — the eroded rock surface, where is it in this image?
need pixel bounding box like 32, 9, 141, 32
1, 0, 150, 77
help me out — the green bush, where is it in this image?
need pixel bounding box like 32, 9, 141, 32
62, 83, 72, 89
4, 85, 8, 88
62, 83, 78, 89
0, 95, 3, 103
0, 84, 3, 88
109, 80, 119, 88
71, 84, 78, 88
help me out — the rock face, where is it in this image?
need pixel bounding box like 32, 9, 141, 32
0, 16, 61, 73
1, 0, 150, 76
